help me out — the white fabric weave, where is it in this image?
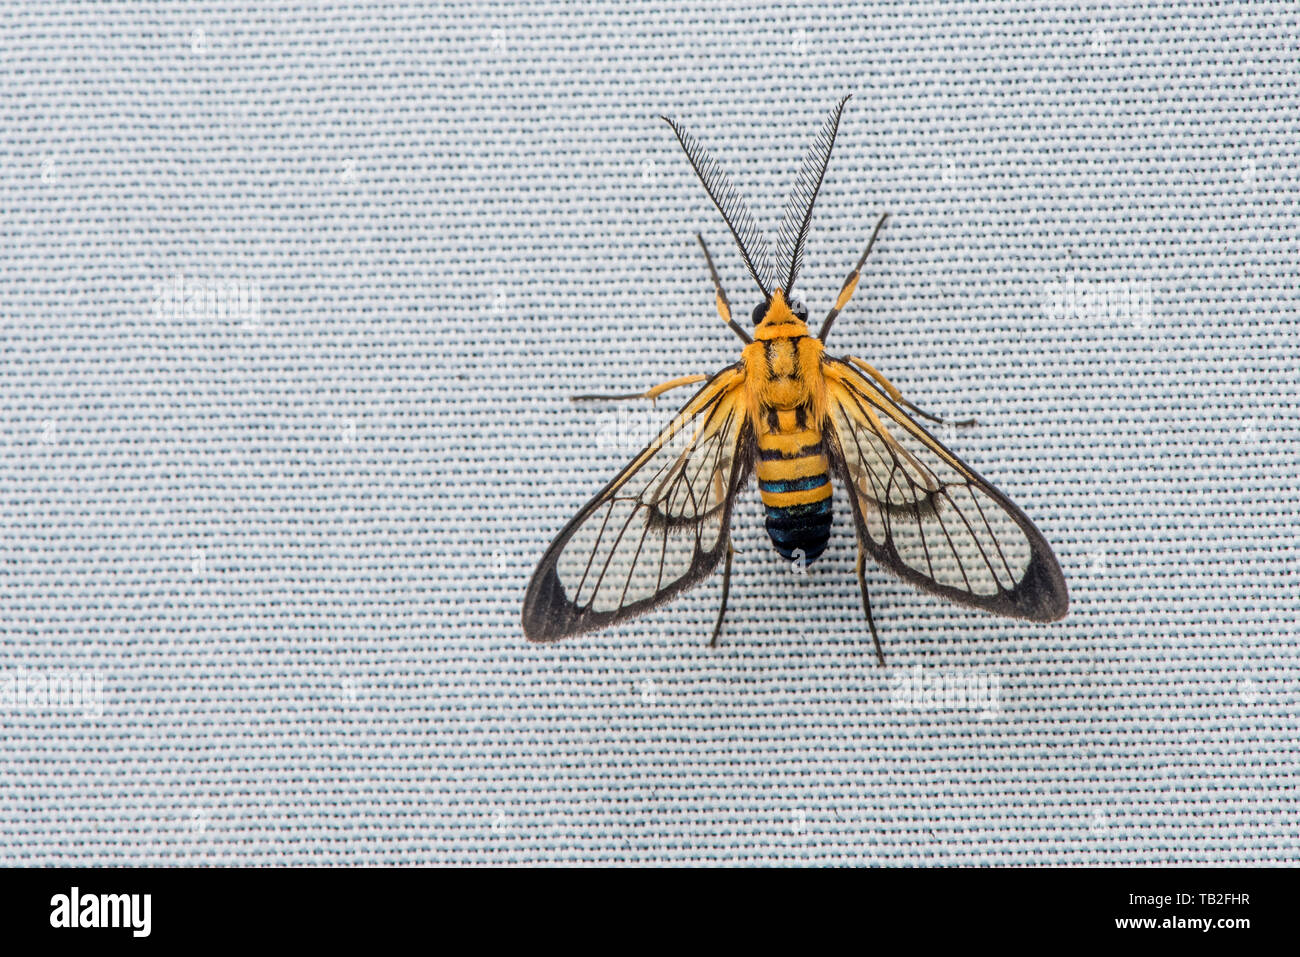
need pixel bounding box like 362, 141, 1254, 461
1, 0, 1296, 864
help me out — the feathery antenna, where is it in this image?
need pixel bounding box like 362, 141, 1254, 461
661, 115, 774, 299
775, 94, 851, 295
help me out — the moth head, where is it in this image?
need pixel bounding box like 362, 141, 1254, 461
751, 288, 807, 326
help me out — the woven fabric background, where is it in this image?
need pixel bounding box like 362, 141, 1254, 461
1, 0, 1296, 865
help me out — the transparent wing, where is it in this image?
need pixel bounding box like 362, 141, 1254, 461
523, 366, 752, 642
824, 358, 1068, 621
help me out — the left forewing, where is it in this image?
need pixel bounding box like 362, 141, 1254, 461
523, 366, 752, 642
823, 357, 1068, 622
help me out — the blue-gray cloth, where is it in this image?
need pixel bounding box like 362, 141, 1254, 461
1, 0, 1295, 864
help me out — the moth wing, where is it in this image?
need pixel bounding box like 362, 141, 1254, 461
824, 358, 1067, 621
523, 366, 752, 642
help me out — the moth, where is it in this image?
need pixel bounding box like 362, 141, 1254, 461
523, 96, 1067, 663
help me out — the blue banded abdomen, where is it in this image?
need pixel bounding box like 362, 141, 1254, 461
755, 405, 832, 562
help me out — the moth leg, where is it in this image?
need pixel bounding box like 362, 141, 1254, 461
709, 538, 736, 647
817, 211, 889, 342
697, 233, 752, 344
856, 546, 886, 667
844, 356, 976, 428
571, 373, 707, 403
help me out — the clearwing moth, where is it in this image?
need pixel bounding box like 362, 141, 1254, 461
523, 96, 1067, 663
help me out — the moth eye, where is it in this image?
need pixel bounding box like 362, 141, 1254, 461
751, 302, 768, 325
790, 299, 809, 322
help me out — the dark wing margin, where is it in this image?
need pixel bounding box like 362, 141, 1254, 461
823, 357, 1068, 622
523, 366, 753, 642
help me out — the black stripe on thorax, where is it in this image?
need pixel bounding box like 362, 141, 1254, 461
762, 337, 804, 379
762, 402, 811, 432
